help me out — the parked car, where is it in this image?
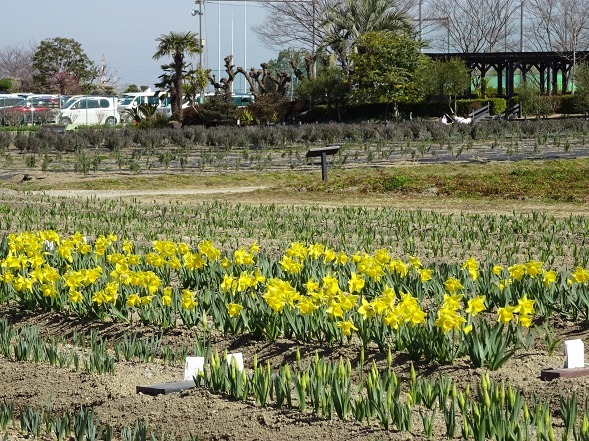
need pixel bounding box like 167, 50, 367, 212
6, 95, 60, 124
0, 94, 25, 109
0, 94, 26, 125
50, 96, 120, 126
117, 89, 171, 121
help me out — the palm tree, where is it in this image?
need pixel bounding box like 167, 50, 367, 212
153, 31, 201, 122
322, 0, 413, 72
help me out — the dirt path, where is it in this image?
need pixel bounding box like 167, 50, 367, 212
28, 186, 268, 199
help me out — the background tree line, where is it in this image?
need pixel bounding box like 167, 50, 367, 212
3, 0, 589, 125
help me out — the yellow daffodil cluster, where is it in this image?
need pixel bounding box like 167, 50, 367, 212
570, 267, 589, 284
0, 231, 226, 315
0, 232, 570, 342
492, 260, 559, 291
497, 294, 535, 327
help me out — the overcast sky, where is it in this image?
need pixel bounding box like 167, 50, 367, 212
0, 0, 277, 93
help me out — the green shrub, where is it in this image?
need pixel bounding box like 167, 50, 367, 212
455, 98, 506, 116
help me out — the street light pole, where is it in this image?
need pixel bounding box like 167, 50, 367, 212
191, 0, 205, 102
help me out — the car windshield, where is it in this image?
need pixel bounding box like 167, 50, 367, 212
0, 97, 25, 108
118, 97, 135, 105
61, 97, 80, 109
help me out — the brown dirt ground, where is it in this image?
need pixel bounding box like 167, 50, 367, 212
1, 306, 589, 441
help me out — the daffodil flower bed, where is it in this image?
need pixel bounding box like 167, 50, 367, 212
2, 231, 589, 367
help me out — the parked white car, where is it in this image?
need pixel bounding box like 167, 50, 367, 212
117, 89, 171, 121
52, 96, 120, 126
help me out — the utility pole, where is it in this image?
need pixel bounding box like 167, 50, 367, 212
191, 0, 205, 102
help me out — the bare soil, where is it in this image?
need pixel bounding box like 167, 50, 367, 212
1, 306, 589, 441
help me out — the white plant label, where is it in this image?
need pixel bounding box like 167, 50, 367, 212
564, 339, 585, 369
226, 352, 244, 372
184, 356, 205, 381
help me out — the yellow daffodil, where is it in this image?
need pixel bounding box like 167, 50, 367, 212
348, 272, 365, 294
508, 264, 525, 281
441, 293, 463, 311
462, 257, 479, 280
518, 314, 532, 328
335, 251, 349, 265
374, 248, 391, 264
465, 295, 486, 317
543, 270, 557, 287
434, 307, 466, 333
323, 248, 336, 263
571, 267, 589, 284
497, 305, 516, 324
408, 255, 422, 269
181, 289, 198, 310
162, 287, 173, 306
234, 248, 254, 265
220, 257, 231, 269
279, 255, 303, 274
126, 293, 141, 308
226, 302, 243, 317
384, 310, 403, 329
443, 277, 464, 293
525, 260, 543, 278
308, 243, 324, 259
69, 290, 83, 303
286, 242, 308, 259
513, 294, 535, 316
357, 298, 376, 320
337, 320, 358, 336
418, 268, 432, 282
199, 240, 221, 261
296, 297, 317, 315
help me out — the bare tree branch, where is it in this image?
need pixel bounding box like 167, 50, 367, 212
424, 0, 519, 52
0, 41, 36, 91
253, 0, 338, 53
525, 0, 589, 52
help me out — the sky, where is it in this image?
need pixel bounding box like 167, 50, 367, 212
0, 0, 277, 93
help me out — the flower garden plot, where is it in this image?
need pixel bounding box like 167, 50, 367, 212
1, 228, 589, 439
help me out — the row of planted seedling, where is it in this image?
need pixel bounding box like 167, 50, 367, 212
4, 119, 589, 152
2, 198, 589, 269
1, 231, 588, 366
0, 317, 194, 374
196, 348, 589, 440
0, 401, 200, 441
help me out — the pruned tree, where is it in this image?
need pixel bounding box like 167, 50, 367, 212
0, 42, 36, 92
424, 0, 520, 52
208, 55, 238, 97
32, 37, 97, 94
208, 55, 292, 99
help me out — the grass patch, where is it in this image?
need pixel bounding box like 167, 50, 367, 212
10, 158, 589, 203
